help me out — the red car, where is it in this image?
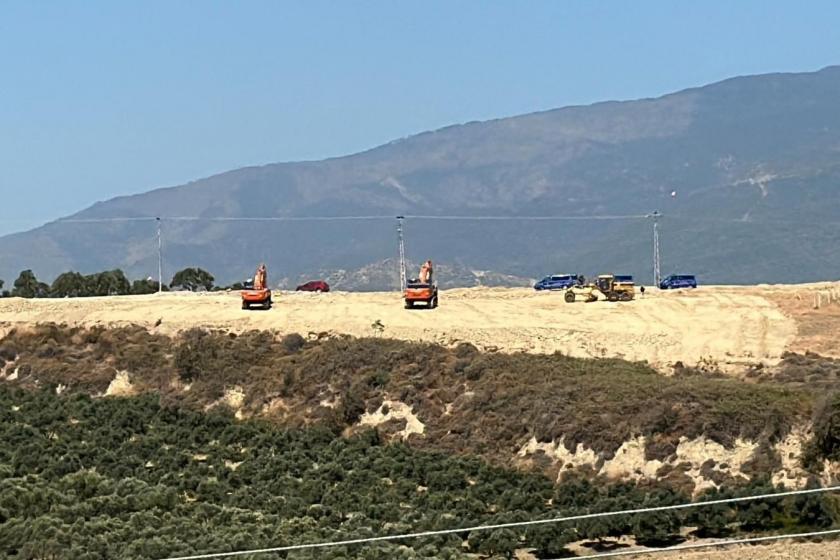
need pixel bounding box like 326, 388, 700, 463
296, 280, 330, 292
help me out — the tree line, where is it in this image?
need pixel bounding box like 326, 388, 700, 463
0, 267, 234, 298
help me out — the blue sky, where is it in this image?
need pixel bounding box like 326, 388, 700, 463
1, 1, 839, 236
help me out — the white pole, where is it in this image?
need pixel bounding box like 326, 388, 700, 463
648, 211, 661, 287
397, 216, 407, 291
156, 217, 163, 293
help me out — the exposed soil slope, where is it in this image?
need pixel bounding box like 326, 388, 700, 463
6, 283, 837, 371
2, 324, 831, 495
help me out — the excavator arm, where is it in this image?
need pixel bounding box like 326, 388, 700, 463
254, 264, 267, 290
242, 263, 272, 309
419, 260, 433, 284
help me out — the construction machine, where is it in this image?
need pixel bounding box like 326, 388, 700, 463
241, 263, 272, 310
564, 274, 635, 303
404, 260, 438, 309
613, 274, 636, 297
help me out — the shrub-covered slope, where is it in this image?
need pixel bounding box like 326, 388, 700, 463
0, 325, 821, 488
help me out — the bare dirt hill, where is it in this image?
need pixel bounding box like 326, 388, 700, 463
2, 283, 839, 371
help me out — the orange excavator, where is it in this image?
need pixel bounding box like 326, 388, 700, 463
241, 263, 272, 310
404, 260, 438, 309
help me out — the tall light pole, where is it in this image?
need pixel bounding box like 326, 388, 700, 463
649, 211, 662, 287
396, 216, 406, 291
156, 217, 163, 293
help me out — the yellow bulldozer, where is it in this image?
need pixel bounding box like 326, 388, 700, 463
564, 274, 635, 303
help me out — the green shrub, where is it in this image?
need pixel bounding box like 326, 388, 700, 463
805, 392, 840, 464
282, 333, 306, 354
174, 328, 217, 382
633, 511, 682, 546
11, 269, 48, 298
169, 267, 215, 291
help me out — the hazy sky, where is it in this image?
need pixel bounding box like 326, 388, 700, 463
2, 1, 839, 236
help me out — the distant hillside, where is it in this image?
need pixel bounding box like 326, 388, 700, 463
2, 66, 840, 285
275, 259, 534, 291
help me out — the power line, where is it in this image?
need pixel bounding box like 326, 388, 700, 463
3, 213, 840, 225
34, 216, 396, 224
160, 215, 397, 222
36, 214, 652, 224
403, 214, 650, 221
155, 485, 840, 560
55, 214, 648, 223
570, 528, 840, 559
54, 217, 160, 223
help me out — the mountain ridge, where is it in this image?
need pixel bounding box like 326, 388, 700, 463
3, 65, 840, 286
73, 65, 840, 216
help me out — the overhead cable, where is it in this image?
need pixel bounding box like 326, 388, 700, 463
155, 485, 840, 560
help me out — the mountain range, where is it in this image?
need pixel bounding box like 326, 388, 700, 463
2, 65, 840, 288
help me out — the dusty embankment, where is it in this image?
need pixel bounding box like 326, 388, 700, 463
5, 283, 838, 371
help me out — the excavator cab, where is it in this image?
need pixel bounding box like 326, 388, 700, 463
404, 260, 438, 309
595, 275, 614, 294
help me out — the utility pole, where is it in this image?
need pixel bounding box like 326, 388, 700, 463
649, 211, 661, 288
156, 217, 163, 293
396, 216, 407, 291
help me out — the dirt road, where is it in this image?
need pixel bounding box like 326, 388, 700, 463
622, 540, 840, 559
3, 283, 837, 369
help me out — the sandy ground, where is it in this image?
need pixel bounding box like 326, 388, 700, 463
765, 284, 840, 358
1, 282, 838, 370
525, 538, 840, 559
